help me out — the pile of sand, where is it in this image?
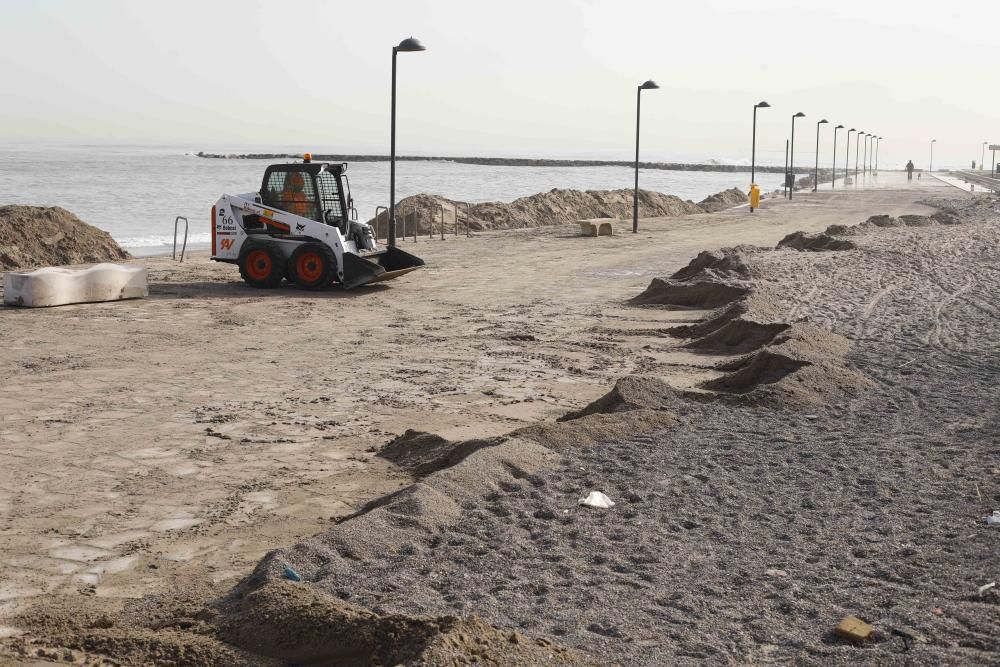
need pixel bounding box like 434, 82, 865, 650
10, 583, 583, 667
696, 187, 749, 212
0, 206, 130, 271
824, 209, 964, 238
369, 187, 749, 237
777, 231, 857, 251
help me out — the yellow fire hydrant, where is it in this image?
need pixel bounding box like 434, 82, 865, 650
749, 184, 761, 211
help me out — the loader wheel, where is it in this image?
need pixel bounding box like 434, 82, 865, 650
238, 242, 284, 289
288, 243, 336, 289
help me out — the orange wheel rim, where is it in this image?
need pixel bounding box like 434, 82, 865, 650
246, 250, 272, 280
297, 251, 324, 282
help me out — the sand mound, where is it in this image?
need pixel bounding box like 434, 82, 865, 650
862, 214, 902, 228
685, 319, 790, 353
899, 214, 935, 226
669, 247, 754, 281
12, 581, 581, 667
378, 429, 501, 477
931, 209, 960, 224
514, 409, 680, 450
703, 322, 872, 404
0, 206, 130, 271
628, 278, 749, 308
557, 376, 690, 421
823, 223, 853, 236
218, 584, 581, 666
369, 186, 751, 236
697, 187, 749, 212
777, 231, 857, 251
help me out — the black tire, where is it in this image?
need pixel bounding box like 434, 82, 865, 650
238, 241, 285, 289
287, 243, 337, 289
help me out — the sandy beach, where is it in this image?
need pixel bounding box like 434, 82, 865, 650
1, 173, 997, 664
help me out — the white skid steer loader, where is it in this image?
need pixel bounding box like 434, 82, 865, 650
211, 157, 423, 289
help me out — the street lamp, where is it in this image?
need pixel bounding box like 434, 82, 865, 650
875, 136, 882, 174
982, 142, 988, 171
788, 112, 805, 199
863, 133, 871, 178
929, 139, 936, 173
632, 80, 659, 234
813, 119, 828, 192
845, 128, 855, 184
750, 101, 770, 212
832, 124, 844, 189
855, 131, 864, 183
388, 36, 426, 247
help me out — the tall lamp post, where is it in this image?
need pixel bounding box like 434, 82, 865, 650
632, 80, 659, 234
832, 124, 844, 189
929, 139, 936, 173
813, 118, 828, 191
854, 131, 864, 183
845, 128, 855, 184
861, 132, 873, 178
982, 142, 987, 171
388, 37, 426, 247
750, 100, 770, 212
875, 136, 882, 174
788, 112, 805, 199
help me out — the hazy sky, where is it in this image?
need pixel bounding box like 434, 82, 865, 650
1, 0, 996, 167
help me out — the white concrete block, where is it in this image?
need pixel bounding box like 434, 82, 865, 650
3, 263, 147, 308
578, 219, 615, 237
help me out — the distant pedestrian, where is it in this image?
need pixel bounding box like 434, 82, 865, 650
906, 160, 915, 181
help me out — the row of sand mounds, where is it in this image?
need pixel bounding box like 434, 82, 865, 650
625, 245, 871, 405
824, 209, 962, 238
0, 205, 130, 271
368, 187, 749, 236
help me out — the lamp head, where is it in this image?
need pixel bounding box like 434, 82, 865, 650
835, 124, 845, 129
755, 101, 770, 108
793, 112, 806, 118
639, 80, 659, 90
818, 119, 829, 124
849, 128, 856, 132
395, 37, 426, 52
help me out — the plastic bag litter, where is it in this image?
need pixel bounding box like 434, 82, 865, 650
579, 491, 615, 509
984, 510, 1000, 526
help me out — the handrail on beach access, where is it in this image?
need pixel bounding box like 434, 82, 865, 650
374, 206, 388, 242
173, 216, 188, 262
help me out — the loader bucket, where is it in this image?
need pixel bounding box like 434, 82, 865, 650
340, 246, 425, 290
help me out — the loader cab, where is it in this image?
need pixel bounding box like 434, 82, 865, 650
260, 162, 352, 233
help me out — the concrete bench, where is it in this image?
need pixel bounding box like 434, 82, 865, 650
3, 263, 147, 307
578, 219, 615, 237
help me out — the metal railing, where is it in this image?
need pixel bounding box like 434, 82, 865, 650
173, 216, 188, 262
374, 206, 388, 242
371, 203, 477, 244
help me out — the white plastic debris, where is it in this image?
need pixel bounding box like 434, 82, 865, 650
579, 491, 615, 509
978, 581, 996, 596
984, 510, 1000, 526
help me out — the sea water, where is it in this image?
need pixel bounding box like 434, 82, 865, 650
0, 144, 785, 256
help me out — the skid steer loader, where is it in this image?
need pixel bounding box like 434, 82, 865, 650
211, 156, 423, 289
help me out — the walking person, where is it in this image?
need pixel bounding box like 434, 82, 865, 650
906, 160, 915, 181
